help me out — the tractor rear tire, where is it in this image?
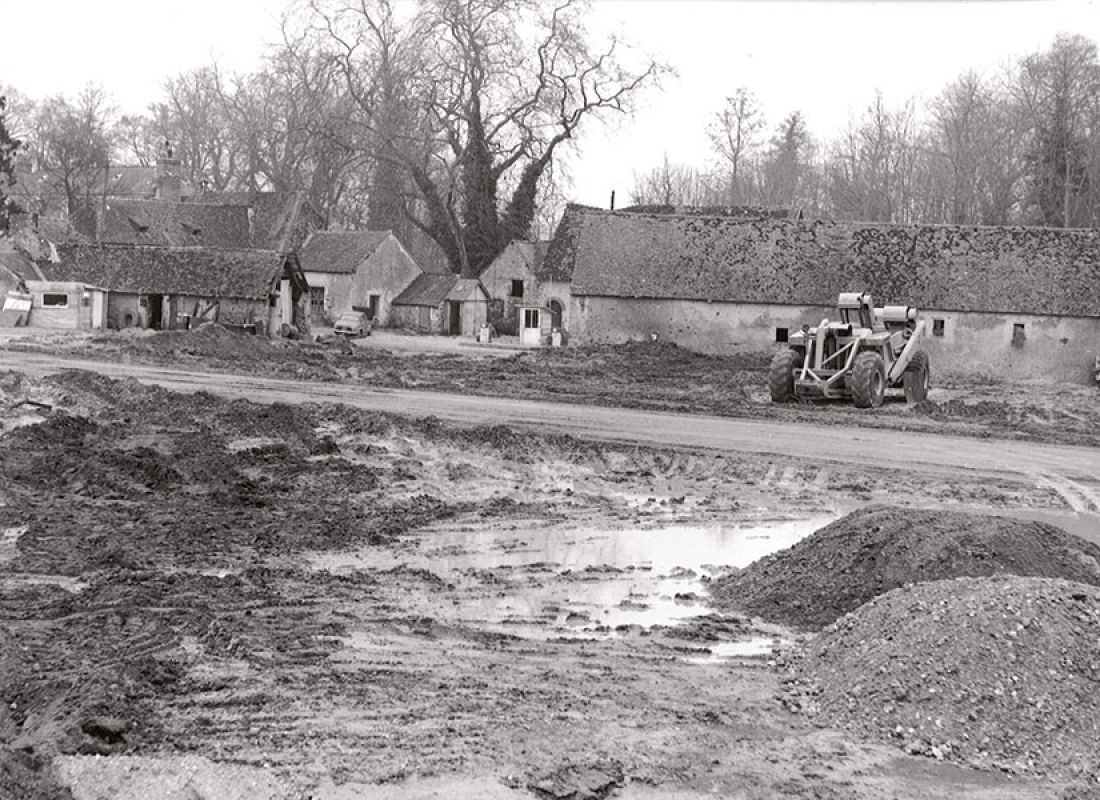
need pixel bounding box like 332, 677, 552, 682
769, 349, 800, 403
903, 350, 930, 403
851, 351, 886, 408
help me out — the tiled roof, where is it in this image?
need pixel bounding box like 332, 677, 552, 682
299, 230, 393, 274
446, 278, 487, 301
560, 207, 1100, 317
391, 273, 460, 307
480, 240, 551, 278
196, 190, 322, 251
538, 205, 594, 283
0, 246, 44, 281
75, 199, 253, 248
41, 243, 288, 299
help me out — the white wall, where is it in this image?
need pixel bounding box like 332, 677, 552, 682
569, 295, 1100, 384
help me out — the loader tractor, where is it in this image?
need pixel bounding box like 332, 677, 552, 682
769, 292, 930, 408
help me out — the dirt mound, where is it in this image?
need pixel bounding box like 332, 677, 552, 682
788, 576, 1100, 780
710, 506, 1100, 630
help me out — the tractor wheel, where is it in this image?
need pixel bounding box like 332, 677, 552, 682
768, 349, 800, 403
851, 351, 886, 408
903, 350, 930, 403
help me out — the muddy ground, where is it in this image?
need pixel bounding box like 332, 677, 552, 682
1, 366, 1098, 799
6, 325, 1100, 448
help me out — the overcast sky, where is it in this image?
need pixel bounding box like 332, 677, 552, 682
2, 0, 1098, 208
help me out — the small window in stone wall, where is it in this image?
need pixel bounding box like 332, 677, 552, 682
42, 293, 69, 308
775, 327, 789, 343
510, 279, 524, 298
932, 319, 945, 337
1012, 322, 1026, 348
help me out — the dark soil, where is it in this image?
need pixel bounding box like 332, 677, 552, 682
786, 576, 1100, 781
710, 506, 1100, 630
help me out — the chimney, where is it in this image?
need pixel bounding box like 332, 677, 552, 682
155, 140, 182, 202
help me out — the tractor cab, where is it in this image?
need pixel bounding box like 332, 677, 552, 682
836, 292, 878, 332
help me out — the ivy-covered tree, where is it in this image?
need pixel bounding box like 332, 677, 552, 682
0, 96, 22, 232
310, 0, 663, 276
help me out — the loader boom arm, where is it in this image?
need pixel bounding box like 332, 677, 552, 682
887, 319, 927, 383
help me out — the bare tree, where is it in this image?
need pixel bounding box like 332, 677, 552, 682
309, 0, 663, 275
629, 154, 721, 207
150, 66, 240, 190
30, 85, 117, 215
707, 88, 763, 205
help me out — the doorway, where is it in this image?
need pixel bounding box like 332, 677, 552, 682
520, 307, 542, 346
147, 294, 164, 329
448, 301, 461, 335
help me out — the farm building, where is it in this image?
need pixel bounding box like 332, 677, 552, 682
20, 281, 107, 330
549, 205, 1100, 383
298, 231, 426, 327
71, 198, 253, 249
40, 243, 308, 335
390, 274, 490, 336
478, 241, 551, 335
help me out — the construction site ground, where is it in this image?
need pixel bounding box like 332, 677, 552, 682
1, 327, 1099, 799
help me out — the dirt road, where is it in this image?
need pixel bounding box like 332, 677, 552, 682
6, 350, 1099, 496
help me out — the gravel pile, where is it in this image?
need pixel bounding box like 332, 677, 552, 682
785, 576, 1100, 780
710, 506, 1100, 630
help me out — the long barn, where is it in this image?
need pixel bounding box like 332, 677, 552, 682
544, 206, 1100, 383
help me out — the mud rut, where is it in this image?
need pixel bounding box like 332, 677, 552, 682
0, 368, 1095, 799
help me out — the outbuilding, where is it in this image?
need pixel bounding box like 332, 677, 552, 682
298, 230, 425, 327
390, 274, 490, 336
22, 280, 107, 330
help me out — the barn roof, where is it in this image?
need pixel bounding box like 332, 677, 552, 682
558, 206, 1100, 317
391, 273, 460, 307
195, 190, 321, 251
41, 243, 292, 299
72, 198, 253, 248
299, 230, 394, 274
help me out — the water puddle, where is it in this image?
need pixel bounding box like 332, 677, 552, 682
682, 637, 779, 663
315, 513, 836, 643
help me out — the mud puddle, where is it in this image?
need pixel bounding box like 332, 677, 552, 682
314, 514, 836, 643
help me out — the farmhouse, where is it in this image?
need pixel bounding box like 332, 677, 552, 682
298, 230, 426, 327
551, 205, 1100, 383
40, 243, 308, 335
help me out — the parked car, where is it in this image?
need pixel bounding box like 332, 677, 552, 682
333, 310, 371, 337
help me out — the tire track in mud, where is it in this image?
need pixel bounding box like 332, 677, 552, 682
1032, 473, 1100, 514
6, 351, 1098, 489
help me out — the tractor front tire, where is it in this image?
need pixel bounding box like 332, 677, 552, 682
769, 349, 800, 403
851, 352, 886, 408
903, 350, 930, 403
